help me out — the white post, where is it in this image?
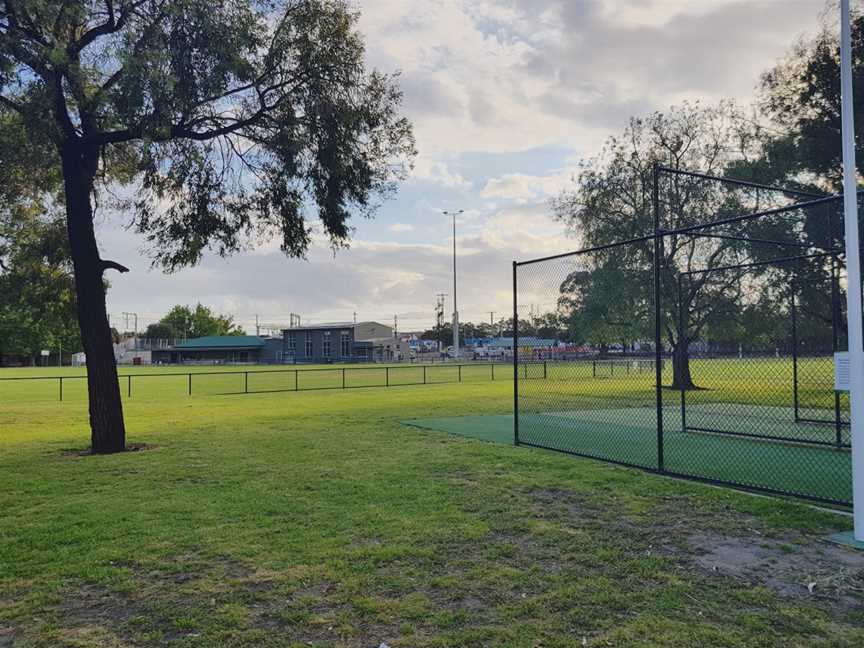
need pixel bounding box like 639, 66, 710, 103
841, 0, 864, 541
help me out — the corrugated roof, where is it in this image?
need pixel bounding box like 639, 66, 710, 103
173, 336, 266, 349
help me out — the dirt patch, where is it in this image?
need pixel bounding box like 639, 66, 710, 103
60, 443, 157, 457
688, 533, 864, 607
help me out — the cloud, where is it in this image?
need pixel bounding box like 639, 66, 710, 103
411, 158, 472, 189
388, 223, 415, 233
481, 171, 573, 202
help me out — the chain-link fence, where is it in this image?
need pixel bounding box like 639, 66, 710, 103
515, 166, 854, 506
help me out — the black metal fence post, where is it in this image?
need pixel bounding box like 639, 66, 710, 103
678, 274, 686, 434
423, 365, 427, 384
385, 366, 389, 387
458, 364, 462, 382
831, 251, 843, 447
513, 261, 520, 446
188, 373, 192, 396
59, 376, 63, 402
342, 367, 346, 389
295, 369, 299, 391
543, 361, 547, 379
128, 374, 132, 398
653, 162, 665, 472
244, 371, 249, 394
791, 286, 800, 423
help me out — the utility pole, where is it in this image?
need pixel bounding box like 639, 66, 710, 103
255, 314, 260, 336
353, 311, 357, 324
394, 314, 398, 338
443, 210, 464, 358
489, 312, 495, 326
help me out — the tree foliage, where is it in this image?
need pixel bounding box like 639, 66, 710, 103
144, 303, 245, 339
1, 0, 416, 268
0, 210, 80, 362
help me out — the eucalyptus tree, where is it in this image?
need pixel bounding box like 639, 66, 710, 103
552, 102, 788, 389
0, 0, 415, 452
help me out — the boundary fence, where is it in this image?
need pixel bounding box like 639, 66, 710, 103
0, 361, 549, 403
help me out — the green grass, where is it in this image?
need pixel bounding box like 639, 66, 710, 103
0, 361, 509, 403
1, 373, 863, 646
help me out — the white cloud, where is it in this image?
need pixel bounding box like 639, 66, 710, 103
481, 171, 573, 202
388, 223, 415, 233
411, 158, 471, 189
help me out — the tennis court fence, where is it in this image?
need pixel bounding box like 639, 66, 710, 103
513, 165, 855, 506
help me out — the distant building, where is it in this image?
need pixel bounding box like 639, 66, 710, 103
281, 321, 410, 363
151, 336, 282, 364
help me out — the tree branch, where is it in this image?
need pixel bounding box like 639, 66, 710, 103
100, 259, 129, 274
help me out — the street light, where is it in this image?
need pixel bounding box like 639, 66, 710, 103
443, 210, 464, 358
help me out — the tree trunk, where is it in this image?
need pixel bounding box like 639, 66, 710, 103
670, 341, 697, 390
61, 141, 127, 454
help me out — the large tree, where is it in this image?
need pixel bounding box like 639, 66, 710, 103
552, 102, 802, 389
0, 1, 414, 452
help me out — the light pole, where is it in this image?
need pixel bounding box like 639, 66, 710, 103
443, 210, 463, 358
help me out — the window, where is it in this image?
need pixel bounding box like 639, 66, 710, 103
287, 331, 296, 351
322, 331, 331, 357
305, 332, 313, 357
341, 331, 351, 357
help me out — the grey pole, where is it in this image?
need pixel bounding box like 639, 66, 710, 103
443, 210, 464, 358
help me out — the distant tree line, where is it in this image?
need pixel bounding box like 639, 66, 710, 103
143, 304, 246, 340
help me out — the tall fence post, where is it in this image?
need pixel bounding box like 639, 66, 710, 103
678, 274, 686, 434
188, 373, 192, 396
423, 365, 427, 384
295, 369, 299, 391
491, 363, 495, 381
543, 361, 547, 379
342, 367, 346, 389
458, 364, 462, 383
830, 232, 844, 447
128, 375, 132, 398
653, 162, 665, 472
245, 371, 249, 394
791, 286, 800, 423
59, 376, 63, 402
513, 261, 520, 446
386, 366, 389, 387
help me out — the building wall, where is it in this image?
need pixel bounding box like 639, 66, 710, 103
283, 327, 356, 363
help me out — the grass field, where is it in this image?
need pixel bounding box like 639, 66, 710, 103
0, 361, 513, 403
1, 374, 863, 646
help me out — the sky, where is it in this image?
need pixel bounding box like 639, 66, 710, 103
101, 0, 831, 335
